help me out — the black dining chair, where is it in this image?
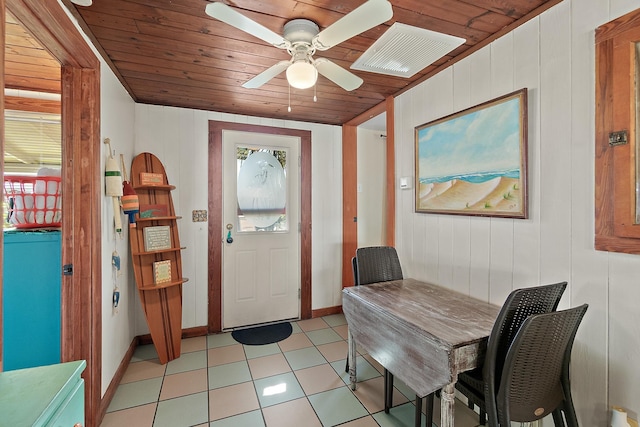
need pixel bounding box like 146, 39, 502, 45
455, 281, 568, 425
353, 245, 403, 286
494, 304, 588, 426
345, 246, 433, 427
345, 246, 402, 396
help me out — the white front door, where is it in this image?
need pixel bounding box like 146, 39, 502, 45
222, 130, 301, 329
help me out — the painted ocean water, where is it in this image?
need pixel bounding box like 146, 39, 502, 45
419, 168, 520, 185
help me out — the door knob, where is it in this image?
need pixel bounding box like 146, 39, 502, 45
226, 223, 233, 244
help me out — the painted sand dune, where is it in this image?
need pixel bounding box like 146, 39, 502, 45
418, 177, 521, 213
419, 180, 452, 201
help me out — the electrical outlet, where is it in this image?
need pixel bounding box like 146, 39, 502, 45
192, 210, 208, 222
609, 130, 628, 146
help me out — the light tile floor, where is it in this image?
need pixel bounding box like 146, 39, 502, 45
101, 314, 481, 427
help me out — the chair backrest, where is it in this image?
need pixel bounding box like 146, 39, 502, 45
483, 282, 567, 425
496, 304, 588, 424
354, 246, 403, 286
351, 256, 358, 285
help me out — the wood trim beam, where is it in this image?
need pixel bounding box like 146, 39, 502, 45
344, 101, 387, 127
207, 124, 223, 332
0, 0, 5, 372
8, 0, 97, 69
342, 124, 358, 287
342, 97, 396, 287
60, 64, 102, 427
300, 125, 312, 320
385, 96, 395, 247
4, 95, 61, 114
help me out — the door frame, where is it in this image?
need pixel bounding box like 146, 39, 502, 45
208, 121, 312, 333
1, 1, 102, 426
342, 97, 395, 287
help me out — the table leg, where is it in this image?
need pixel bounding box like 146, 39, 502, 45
348, 330, 357, 390
384, 370, 393, 413
440, 383, 455, 427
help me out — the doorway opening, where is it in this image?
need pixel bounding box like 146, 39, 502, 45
2, 2, 102, 425
357, 113, 387, 248
207, 121, 312, 333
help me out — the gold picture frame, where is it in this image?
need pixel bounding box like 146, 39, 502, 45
415, 88, 528, 218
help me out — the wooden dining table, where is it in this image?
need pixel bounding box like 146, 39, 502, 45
342, 278, 501, 427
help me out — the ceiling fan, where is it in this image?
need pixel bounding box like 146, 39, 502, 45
205, 0, 393, 92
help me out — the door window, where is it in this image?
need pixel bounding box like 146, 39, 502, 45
236, 147, 288, 232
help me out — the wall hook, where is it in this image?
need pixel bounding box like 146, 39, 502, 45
103, 138, 114, 159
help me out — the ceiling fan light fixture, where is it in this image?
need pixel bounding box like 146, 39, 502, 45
71, 0, 93, 5
286, 61, 317, 89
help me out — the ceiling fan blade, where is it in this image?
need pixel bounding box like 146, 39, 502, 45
314, 58, 363, 91
242, 60, 291, 88
313, 0, 393, 50
205, 3, 287, 48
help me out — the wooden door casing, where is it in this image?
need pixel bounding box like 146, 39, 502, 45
208, 121, 312, 332
1, 1, 102, 426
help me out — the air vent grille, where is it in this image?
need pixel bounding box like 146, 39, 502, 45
351, 23, 465, 78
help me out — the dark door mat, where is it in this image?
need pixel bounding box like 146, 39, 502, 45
231, 322, 293, 345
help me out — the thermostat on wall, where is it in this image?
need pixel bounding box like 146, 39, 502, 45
400, 176, 413, 189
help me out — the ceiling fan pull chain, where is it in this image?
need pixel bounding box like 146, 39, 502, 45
288, 84, 292, 112
314, 84, 317, 102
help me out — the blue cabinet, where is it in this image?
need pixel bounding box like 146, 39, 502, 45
0, 360, 85, 426
2, 230, 61, 370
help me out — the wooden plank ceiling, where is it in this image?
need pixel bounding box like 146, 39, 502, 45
4, 12, 62, 174
5, 12, 60, 98
10, 0, 562, 126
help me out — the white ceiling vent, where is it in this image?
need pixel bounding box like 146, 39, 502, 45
351, 23, 465, 78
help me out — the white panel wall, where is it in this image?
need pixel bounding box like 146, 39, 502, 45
133, 106, 344, 334
357, 128, 386, 247
99, 67, 136, 395
60, 0, 140, 397
394, 0, 640, 423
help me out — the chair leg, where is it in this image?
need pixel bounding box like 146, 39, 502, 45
414, 393, 434, 427
345, 357, 349, 374
479, 409, 487, 425
552, 408, 567, 427
384, 369, 394, 413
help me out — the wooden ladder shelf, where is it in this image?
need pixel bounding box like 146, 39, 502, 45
128, 152, 187, 364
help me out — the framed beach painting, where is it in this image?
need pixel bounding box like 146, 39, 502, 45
414, 88, 528, 218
